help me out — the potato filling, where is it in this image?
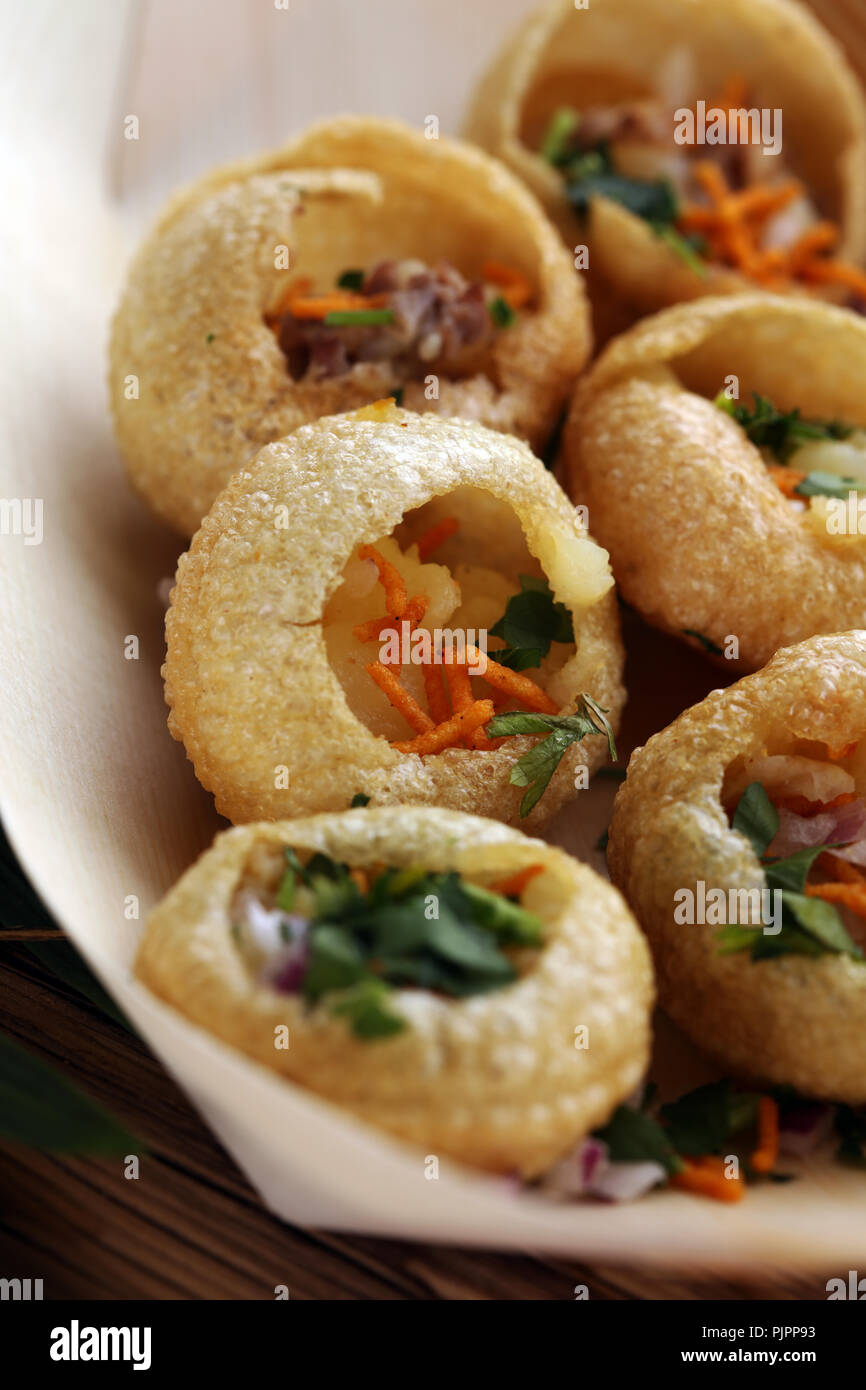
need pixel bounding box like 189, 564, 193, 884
323, 493, 577, 749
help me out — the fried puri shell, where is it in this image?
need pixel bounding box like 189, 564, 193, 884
563, 294, 866, 671
165, 407, 624, 829
608, 631, 866, 1103
465, 0, 866, 315
109, 116, 590, 536
135, 807, 654, 1175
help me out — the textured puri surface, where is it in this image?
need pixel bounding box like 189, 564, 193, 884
109, 115, 590, 535
135, 806, 654, 1176
164, 407, 625, 829
564, 293, 866, 671
608, 631, 866, 1102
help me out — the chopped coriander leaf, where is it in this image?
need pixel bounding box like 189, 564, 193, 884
681, 629, 724, 656
717, 783, 863, 962
337, 268, 365, 290
488, 695, 616, 817
594, 1104, 683, 1176
661, 1080, 759, 1157
540, 106, 580, 166
324, 308, 395, 326
391, 387, 404, 407
350, 792, 370, 807
714, 391, 852, 462
568, 168, 679, 228
794, 471, 866, 500
205, 332, 216, 343
489, 294, 516, 328
731, 782, 778, 859
489, 575, 574, 671
654, 225, 709, 277
330, 978, 406, 1039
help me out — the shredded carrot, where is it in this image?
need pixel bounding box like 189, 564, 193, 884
365, 662, 433, 736
358, 545, 408, 618
422, 660, 451, 725
708, 75, 749, 114
799, 257, 866, 300
765, 465, 806, 500
805, 879, 866, 920
415, 516, 459, 562
750, 1097, 780, 1175
481, 260, 533, 309
265, 276, 313, 324
463, 645, 558, 715
671, 1156, 745, 1203
392, 699, 495, 755
288, 290, 389, 319
817, 853, 866, 886
772, 790, 855, 816
491, 864, 545, 899
785, 221, 838, 272
352, 594, 427, 644
827, 739, 858, 761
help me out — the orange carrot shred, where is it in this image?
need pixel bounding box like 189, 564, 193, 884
491, 864, 545, 899
805, 880, 866, 920
422, 660, 451, 725
365, 662, 433, 736
288, 291, 388, 319
463, 645, 558, 714
765, 464, 806, 499
353, 594, 427, 644
750, 1097, 780, 1174
358, 545, 408, 618
415, 516, 459, 562
671, 1156, 745, 1203
481, 260, 533, 309
392, 699, 495, 755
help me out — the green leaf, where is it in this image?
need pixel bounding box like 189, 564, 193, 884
459, 881, 544, 944
0, 1032, 140, 1154
731, 782, 779, 859
329, 978, 406, 1040
350, 792, 370, 807
337, 268, 365, 290
324, 309, 395, 326
764, 843, 839, 894
301, 925, 367, 1000
661, 1080, 758, 1157
794, 471, 866, 500
488, 697, 617, 817
594, 1105, 682, 1176
489, 295, 516, 328
654, 225, 709, 277
716, 392, 851, 462
780, 891, 863, 957
681, 628, 724, 656
489, 575, 574, 671
539, 106, 580, 165
567, 170, 679, 227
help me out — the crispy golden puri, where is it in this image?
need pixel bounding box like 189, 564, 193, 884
563, 294, 866, 671
608, 631, 866, 1103
164, 405, 624, 828
109, 115, 590, 536
135, 807, 654, 1176
465, 0, 866, 318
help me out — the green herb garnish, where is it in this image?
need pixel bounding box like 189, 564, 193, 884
324, 308, 395, 326
205, 332, 216, 343
391, 387, 404, 407
489, 295, 516, 328
489, 574, 574, 671
350, 793, 371, 807
337, 268, 365, 290
717, 782, 862, 961
660, 1080, 759, 1157
539, 106, 581, 166
594, 1104, 682, 1177
289, 855, 543, 1038
714, 391, 852, 463
793, 471, 866, 500
681, 629, 724, 656
487, 695, 616, 817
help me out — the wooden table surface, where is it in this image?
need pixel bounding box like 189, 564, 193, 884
2, 0, 864, 1301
